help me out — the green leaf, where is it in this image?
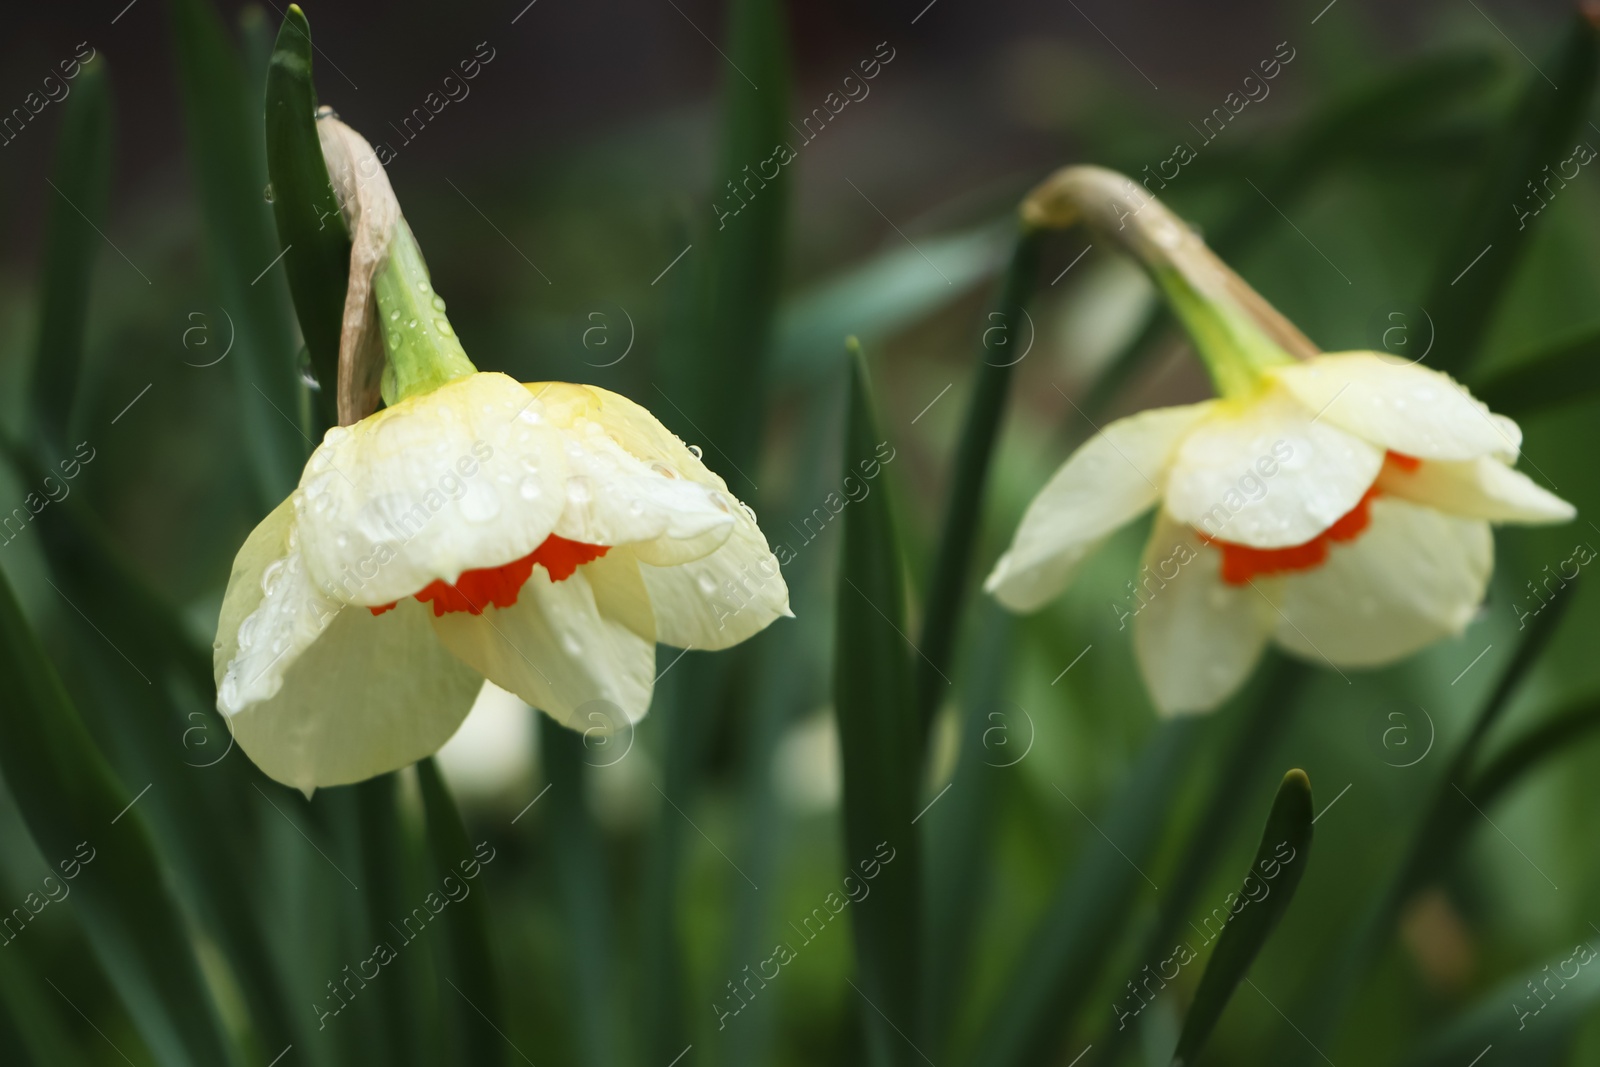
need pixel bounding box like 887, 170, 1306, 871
913, 229, 1040, 739
835, 343, 923, 1066
28, 55, 110, 453
1470, 323, 1600, 417
968, 717, 1201, 1067
265, 3, 350, 430
1091, 661, 1309, 1067
640, 0, 791, 1058
655, 0, 790, 469
0, 567, 237, 1067
921, 600, 1015, 1055
771, 220, 1017, 386
540, 716, 620, 1067
1170, 769, 1314, 1067
417, 758, 506, 1067
168, 0, 307, 504
1419, 13, 1600, 378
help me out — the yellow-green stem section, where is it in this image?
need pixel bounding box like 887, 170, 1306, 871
375, 221, 476, 404
1152, 266, 1293, 400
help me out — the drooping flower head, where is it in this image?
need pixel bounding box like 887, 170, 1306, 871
986, 167, 1572, 714
214, 120, 789, 791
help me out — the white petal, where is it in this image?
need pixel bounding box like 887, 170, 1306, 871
534, 381, 753, 565
431, 560, 656, 730
226, 598, 483, 792
1132, 513, 1273, 716
1271, 351, 1522, 461
551, 426, 734, 554
214, 499, 340, 715
986, 402, 1214, 612
1377, 456, 1575, 524
295, 372, 571, 606
1165, 386, 1383, 549
639, 514, 791, 650
1269, 496, 1491, 667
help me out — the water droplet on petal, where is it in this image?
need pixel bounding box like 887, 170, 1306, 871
263, 183, 275, 203
435, 319, 453, 336
688, 444, 704, 460
561, 633, 584, 657
519, 477, 542, 501
261, 560, 286, 596
566, 476, 592, 505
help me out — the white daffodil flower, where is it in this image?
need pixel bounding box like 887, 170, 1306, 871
214, 120, 788, 791
986, 166, 1574, 715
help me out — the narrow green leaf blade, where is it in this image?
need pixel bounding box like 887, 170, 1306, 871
29, 55, 110, 452
835, 343, 923, 1066
416, 759, 506, 1067
1420, 12, 1600, 377
265, 3, 349, 427
169, 0, 307, 502
541, 715, 620, 1067
1170, 769, 1314, 1066
970, 717, 1201, 1067
914, 229, 1040, 739
0, 569, 236, 1067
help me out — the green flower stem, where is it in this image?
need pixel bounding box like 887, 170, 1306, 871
375, 220, 477, 405
1021, 165, 1301, 400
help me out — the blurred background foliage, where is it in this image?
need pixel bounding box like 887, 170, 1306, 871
2, 0, 1600, 1065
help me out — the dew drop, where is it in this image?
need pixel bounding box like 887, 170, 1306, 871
651, 461, 679, 480
696, 575, 719, 595
407, 318, 418, 329
390, 309, 400, 321
519, 477, 542, 500
566, 476, 593, 505
262, 183, 275, 203
431, 295, 447, 312
435, 318, 454, 336
261, 560, 286, 596
561, 633, 584, 656
688, 444, 704, 460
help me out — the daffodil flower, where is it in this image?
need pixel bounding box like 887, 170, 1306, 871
214, 123, 788, 791
986, 167, 1573, 714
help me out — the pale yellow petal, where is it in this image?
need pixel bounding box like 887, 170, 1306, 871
1165, 386, 1382, 549
1377, 456, 1575, 524
226, 597, 482, 792
986, 402, 1213, 612
1132, 513, 1273, 716
430, 563, 656, 729
1271, 351, 1521, 461
1269, 496, 1492, 667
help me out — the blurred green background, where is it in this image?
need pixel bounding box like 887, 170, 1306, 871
3, 0, 1600, 1065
